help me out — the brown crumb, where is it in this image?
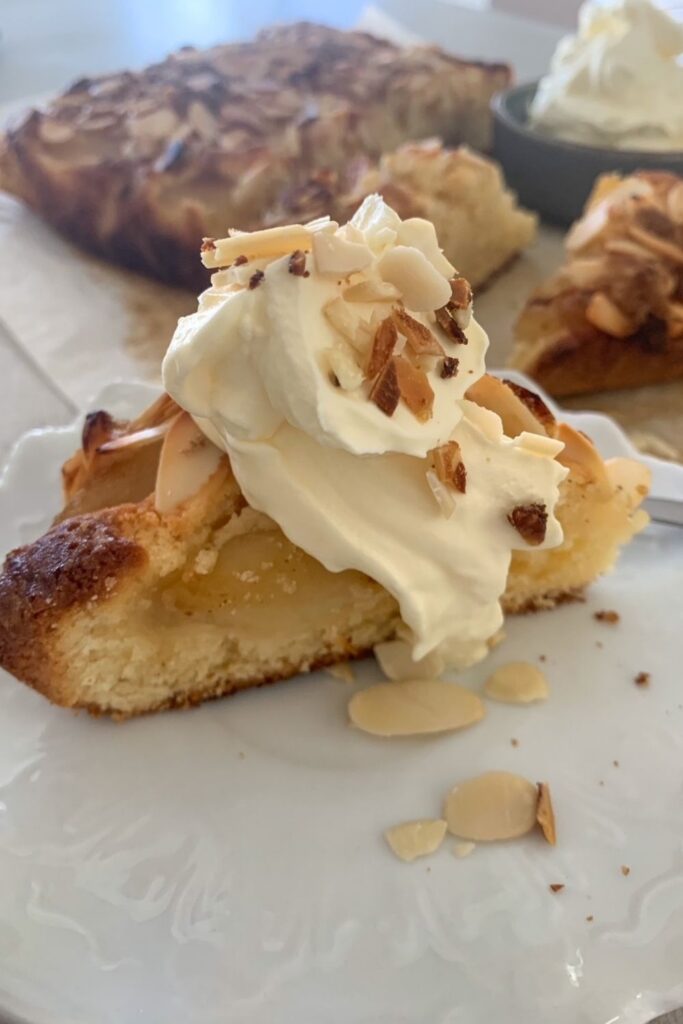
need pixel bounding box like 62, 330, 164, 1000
634, 671, 650, 687
288, 250, 309, 277
596, 641, 603, 649
367, 317, 397, 379
507, 503, 548, 546
393, 355, 435, 422
510, 738, 519, 747
594, 610, 619, 624
549, 883, 564, 893
369, 358, 400, 416
200, 237, 216, 253
238, 751, 245, 759
621, 865, 631, 877
329, 372, 341, 388
248, 269, 265, 290
613, 759, 619, 767
233, 254, 248, 266
586, 915, 594, 922
599, 780, 605, 786
539, 655, 546, 663
440, 356, 459, 379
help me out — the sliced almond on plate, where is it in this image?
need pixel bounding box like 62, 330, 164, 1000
348, 679, 485, 737
536, 782, 557, 846
444, 771, 538, 841
384, 819, 448, 862
483, 662, 549, 704
585, 292, 634, 338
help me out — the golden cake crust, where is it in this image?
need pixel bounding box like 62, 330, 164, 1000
0, 23, 511, 290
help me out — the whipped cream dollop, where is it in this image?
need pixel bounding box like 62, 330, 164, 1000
530, 0, 683, 151
163, 197, 567, 669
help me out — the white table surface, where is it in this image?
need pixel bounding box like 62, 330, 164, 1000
0, 0, 564, 465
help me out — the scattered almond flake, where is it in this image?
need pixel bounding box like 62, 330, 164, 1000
488, 628, 506, 650
343, 279, 400, 303
369, 358, 400, 417
452, 841, 476, 859
621, 865, 631, 877
536, 783, 557, 846
484, 662, 549, 705
366, 316, 398, 378
431, 441, 467, 493
440, 356, 459, 379
448, 276, 474, 328
426, 469, 456, 518
248, 269, 265, 290
325, 346, 364, 391
378, 245, 452, 311
634, 671, 651, 687
323, 296, 360, 344
392, 307, 444, 356
202, 224, 313, 268
374, 639, 445, 681
435, 306, 468, 343
288, 250, 309, 277
444, 771, 538, 841
549, 883, 565, 894
507, 503, 548, 546
384, 819, 448, 862
312, 231, 372, 275
193, 548, 218, 575
594, 609, 620, 624
326, 662, 355, 684
394, 355, 434, 422
349, 679, 485, 738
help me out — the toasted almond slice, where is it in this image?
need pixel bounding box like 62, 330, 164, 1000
466, 374, 549, 438
367, 316, 398, 378
444, 771, 538, 841
585, 292, 634, 337
426, 469, 457, 518
507, 503, 548, 546
536, 782, 557, 846
325, 345, 364, 391
452, 841, 476, 858
483, 662, 549, 704
369, 358, 400, 416
556, 423, 610, 492
431, 441, 467, 493
349, 679, 485, 737
312, 231, 373, 275
154, 412, 224, 514
628, 224, 683, 265
448, 276, 473, 328
392, 307, 445, 356
503, 380, 556, 433
378, 246, 452, 311
202, 225, 314, 268
97, 422, 171, 454
374, 639, 445, 681
385, 819, 448, 862
435, 306, 468, 343
343, 279, 401, 303
394, 355, 434, 422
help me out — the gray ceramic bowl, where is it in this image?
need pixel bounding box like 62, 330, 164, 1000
492, 82, 683, 226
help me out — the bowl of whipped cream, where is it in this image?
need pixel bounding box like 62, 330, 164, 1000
492, 0, 683, 225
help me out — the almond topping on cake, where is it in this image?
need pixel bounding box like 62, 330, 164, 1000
435, 305, 468, 343
392, 307, 445, 356
507, 503, 548, 546
431, 441, 467, 493
393, 355, 435, 421
366, 316, 398, 378
369, 357, 401, 416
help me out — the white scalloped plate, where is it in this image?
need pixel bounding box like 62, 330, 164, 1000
1, 374, 682, 1024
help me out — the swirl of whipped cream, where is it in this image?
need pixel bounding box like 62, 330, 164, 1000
530, 0, 683, 151
163, 197, 567, 668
